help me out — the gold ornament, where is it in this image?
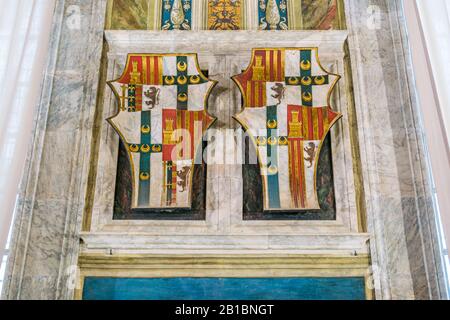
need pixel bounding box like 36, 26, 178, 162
302, 92, 313, 102
140, 144, 150, 153
267, 119, 277, 129
177, 61, 187, 72
177, 75, 187, 85
178, 93, 188, 102
140, 172, 150, 181
129, 144, 139, 152
301, 76, 312, 86
314, 75, 326, 85
300, 60, 311, 71
165, 76, 175, 85
190, 75, 200, 84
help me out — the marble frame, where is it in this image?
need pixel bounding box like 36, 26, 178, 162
82, 30, 368, 255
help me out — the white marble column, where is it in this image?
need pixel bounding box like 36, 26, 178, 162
344, 0, 447, 299
1, 0, 107, 299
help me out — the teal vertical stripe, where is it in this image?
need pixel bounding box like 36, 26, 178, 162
138, 111, 151, 206
266, 105, 280, 209
177, 56, 188, 110
300, 50, 312, 106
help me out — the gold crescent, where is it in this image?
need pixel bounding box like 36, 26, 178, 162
129, 144, 139, 152
288, 77, 299, 85
178, 93, 188, 102
257, 137, 267, 146
139, 172, 150, 181
301, 76, 312, 86
152, 145, 162, 152
177, 61, 187, 72
300, 60, 311, 71
268, 136, 277, 146
267, 119, 277, 129
268, 165, 278, 175
314, 76, 326, 85
165, 76, 175, 85
190, 75, 200, 84
278, 137, 288, 145
177, 75, 188, 85
302, 92, 313, 102
140, 144, 150, 153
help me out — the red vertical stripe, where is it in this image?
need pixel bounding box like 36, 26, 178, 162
153, 57, 158, 84
289, 141, 298, 207
299, 106, 304, 141
270, 50, 274, 81
163, 109, 177, 161
259, 81, 264, 107
298, 140, 305, 208
277, 50, 283, 81
189, 111, 194, 159
318, 108, 324, 138
135, 85, 142, 111
181, 110, 187, 159
260, 51, 267, 80
307, 108, 313, 140
250, 81, 255, 107
145, 57, 153, 84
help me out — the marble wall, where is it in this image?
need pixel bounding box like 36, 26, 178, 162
1, 0, 447, 300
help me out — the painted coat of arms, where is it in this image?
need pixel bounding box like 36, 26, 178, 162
108, 54, 216, 209
233, 48, 341, 211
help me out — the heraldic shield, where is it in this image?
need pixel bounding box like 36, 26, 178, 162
233, 48, 342, 211
108, 54, 216, 209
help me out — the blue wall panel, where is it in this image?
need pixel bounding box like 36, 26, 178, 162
83, 277, 366, 300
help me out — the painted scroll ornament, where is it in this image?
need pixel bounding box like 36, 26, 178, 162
162, 0, 192, 30
259, 0, 288, 30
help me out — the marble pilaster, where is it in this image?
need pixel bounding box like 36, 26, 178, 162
344, 0, 447, 299
2, 0, 107, 299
